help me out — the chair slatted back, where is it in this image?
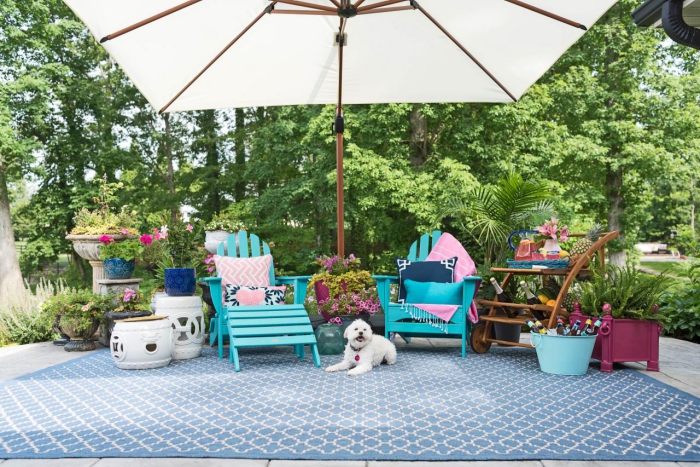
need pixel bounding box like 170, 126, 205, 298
407, 230, 442, 261
216, 230, 275, 284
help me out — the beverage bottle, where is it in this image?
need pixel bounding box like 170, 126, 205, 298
490, 278, 525, 318
589, 316, 603, 335
533, 317, 548, 334
563, 323, 571, 336
525, 319, 537, 333
570, 319, 581, 336
519, 281, 547, 321
581, 316, 594, 335
555, 316, 565, 335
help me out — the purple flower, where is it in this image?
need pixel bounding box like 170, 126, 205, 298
99, 235, 113, 245
123, 288, 137, 303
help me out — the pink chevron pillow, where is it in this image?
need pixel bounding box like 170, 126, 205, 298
426, 233, 476, 281
213, 254, 272, 287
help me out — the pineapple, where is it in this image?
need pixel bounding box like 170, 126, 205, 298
571, 223, 604, 256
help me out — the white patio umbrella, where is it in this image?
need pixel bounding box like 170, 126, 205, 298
64, 0, 617, 255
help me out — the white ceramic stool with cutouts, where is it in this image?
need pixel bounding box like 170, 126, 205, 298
110, 316, 173, 369
155, 295, 204, 360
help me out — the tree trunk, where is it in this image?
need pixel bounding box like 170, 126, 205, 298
0, 153, 23, 294
606, 165, 626, 267
161, 114, 178, 221
409, 104, 428, 166
691, 175, 695, 239
234, 108, 246, 203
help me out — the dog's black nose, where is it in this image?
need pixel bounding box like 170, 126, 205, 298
358, 332, 363, 336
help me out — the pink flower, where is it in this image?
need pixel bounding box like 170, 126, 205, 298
99, 235, 113, 245
139, 234, 153, 246
123, 288, 136, 303
121, 228, 130, 235
207, 267, 214, 273
559, 225, 570, 242
159, 225, 168, 238
81, 304, 90, 312
186, 224, 193, 232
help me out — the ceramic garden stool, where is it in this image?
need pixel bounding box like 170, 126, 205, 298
155, 295, 205, 360
110, 316, 173, 370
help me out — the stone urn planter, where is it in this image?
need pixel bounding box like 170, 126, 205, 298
204, 230, 231, 255
569, 309, 661, 372
60, 316, 100, 352
65, 234, 134, 293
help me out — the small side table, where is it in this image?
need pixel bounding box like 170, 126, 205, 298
155, 295, 205, 360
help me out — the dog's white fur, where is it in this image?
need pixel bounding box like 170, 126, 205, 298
326, 319, 397, 376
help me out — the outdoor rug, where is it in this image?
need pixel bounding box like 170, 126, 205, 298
1, 346, 700, 461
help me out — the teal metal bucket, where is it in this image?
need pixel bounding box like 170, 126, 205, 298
531, 333, 597, 375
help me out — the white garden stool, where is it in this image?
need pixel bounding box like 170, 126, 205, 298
110, 316, 173, 370
155, 295, 205, 360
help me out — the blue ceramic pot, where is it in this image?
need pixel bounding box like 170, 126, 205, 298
164, 268, 197, 296
103, 258, 136, 280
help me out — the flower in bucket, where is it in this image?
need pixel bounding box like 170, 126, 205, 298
535, 217, 569, 241
308, 254, 374, 310
113, 287, 150, 313
314, 254, 361, 275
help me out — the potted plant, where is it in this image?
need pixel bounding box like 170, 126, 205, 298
204, 212, 246, 254
307, 254, 381, 327
102, 288, 152, 344
41, 289, 113, 352
98, 235, 146, 280
569, 263, 671, 372
155, 217, 203, 297
65, 175, 137, 292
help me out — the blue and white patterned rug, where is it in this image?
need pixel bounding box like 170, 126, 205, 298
1, 345, 700, 461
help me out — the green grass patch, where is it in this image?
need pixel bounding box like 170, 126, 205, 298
639, 261, 679, 274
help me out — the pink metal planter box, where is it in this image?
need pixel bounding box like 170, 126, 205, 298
569, 311, 661, 373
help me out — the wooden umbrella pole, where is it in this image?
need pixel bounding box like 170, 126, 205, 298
336, 19, 346, 257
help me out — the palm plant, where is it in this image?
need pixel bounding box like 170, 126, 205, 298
443, 168, 555, 268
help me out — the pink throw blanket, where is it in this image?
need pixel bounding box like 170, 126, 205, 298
424, 232, 481, 324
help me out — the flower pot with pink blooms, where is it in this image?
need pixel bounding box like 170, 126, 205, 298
307, 254, 383, 335
103, 288, 152, 344
149, 217, 203, 297
98, 234, 147, 280
568, 263, 671, 372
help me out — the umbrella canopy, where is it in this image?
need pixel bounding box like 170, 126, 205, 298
64, 0, 617, 254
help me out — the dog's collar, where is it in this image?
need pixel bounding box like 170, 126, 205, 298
350, 344, 361, 361
350, 344, 361, 352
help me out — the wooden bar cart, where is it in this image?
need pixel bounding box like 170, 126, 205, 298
471, 231, 619, 354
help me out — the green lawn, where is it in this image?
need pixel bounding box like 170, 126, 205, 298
639, 261, 678, 274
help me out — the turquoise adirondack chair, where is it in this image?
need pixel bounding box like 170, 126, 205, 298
373, 230, 481, 358
201, 231, 321, 371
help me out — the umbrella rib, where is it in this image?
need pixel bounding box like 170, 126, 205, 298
329, 0, 341, 7
356, 0, 408, 13
414, 1, 517, 102
357, 5, 413, 15
354, 0, 367, 7
275, 0, 337, 13
505, 0, 587, 30
159, 2, 277, 113
100, 0, 202, 43
272, 9, 335, 15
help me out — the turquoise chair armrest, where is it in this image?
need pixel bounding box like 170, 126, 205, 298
372, 275, 399, 311
276, 275, 312, 305
200, 277, 224, 315
461, 276, 482, 312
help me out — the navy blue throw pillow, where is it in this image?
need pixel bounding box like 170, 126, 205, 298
395, 257, 457, 304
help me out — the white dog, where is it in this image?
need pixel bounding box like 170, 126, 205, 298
326, 319, 397, 376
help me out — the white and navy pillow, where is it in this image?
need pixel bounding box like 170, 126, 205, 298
224, 284, 286, 307
395, 257, 457, 303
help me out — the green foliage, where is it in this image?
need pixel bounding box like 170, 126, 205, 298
659, 261, 700, 341
40, 288, 113, 331
442, 168, 555, 268
0, 279, 61, 346
156, 216, 204, 269
204, 211, 246, 232
573, 262, 671, 323
112, 288, 150, 313
70, 177, 137, 235
98, 237, 144, 261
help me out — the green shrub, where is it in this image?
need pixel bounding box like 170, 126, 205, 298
659, 261, 700, 342
0, 279, 63, 346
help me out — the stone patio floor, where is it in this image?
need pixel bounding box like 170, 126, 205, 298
1, 334, 699, 467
